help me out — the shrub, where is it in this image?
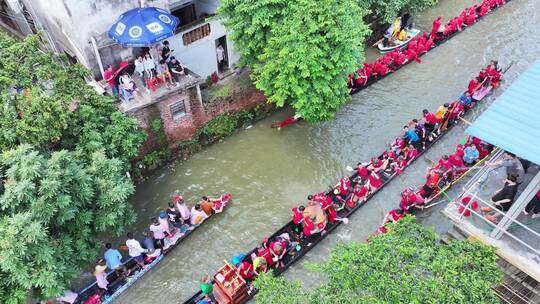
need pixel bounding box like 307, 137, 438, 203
202, 114, 238, 139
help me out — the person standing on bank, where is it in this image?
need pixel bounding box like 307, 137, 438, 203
216, 44, 226, 71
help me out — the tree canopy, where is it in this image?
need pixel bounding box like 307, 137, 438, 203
0, 33, 145, 302
254, 217, 502, 304
361, 0, 439, 23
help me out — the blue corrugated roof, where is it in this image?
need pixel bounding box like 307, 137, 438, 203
467, 60, 540, 165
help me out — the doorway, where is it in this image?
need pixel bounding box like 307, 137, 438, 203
215, 36, 229, 73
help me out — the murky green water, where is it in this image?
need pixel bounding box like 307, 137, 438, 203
106, 0, 540, 302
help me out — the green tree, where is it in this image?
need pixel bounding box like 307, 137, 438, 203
217, 0, 289, 68
0, 33, 145, 302
254, 217, 502, 303
361, 0, 439, 23
254, 0, 370, 122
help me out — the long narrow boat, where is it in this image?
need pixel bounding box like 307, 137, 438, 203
350, 0, 511, 95
182, 66, 505, 304
74, 194, 232, 304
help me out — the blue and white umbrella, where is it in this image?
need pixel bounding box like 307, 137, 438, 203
108, 7, 179, 47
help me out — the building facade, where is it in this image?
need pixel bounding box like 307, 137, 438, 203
0, 0, 240, 79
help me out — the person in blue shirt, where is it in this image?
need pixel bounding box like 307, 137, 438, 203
403, 125, 420, 146
459, 92, 473, 108
462, 145, 480, 165
104, 243, 128, 277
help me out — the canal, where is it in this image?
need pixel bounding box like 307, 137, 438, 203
112, 0, 540, 302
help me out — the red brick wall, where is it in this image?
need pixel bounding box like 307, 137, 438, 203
133, 86, 267, 156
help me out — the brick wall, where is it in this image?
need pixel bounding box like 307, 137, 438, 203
132, 86, 267, 157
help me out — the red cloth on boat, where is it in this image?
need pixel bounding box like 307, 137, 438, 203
458, 196, 479, 217
292, 207, 304, 225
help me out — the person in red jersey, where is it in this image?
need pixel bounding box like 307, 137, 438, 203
368, 170, 383, 190
292, 205, 305, 234
238, 261, 254, 279
269, 240, 287, 268
257, 245, 274, 266
406, 47, 421, 63
347, 183, 369, 208
382, 208, 405, 225
468, 77, 481, 94
406, 145, 418, 164
356, 63, 372, 86
399, 189, 425, 212
356, 163, 370, 180
347, 74, 355, 88
337, 176, 351, 196
392, 155, 408, 174
422, 109, 438, 133
430, 16, 442, 39
368, 157, 388, 173
421, 168, 441, 199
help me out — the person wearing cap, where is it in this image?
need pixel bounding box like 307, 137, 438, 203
126, 232, 148, 269
158, 211, 174, 237
173, 194, 191, 222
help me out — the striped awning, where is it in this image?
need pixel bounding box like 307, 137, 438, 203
467, 60, 540, 165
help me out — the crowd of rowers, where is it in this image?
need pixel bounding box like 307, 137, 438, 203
348, 0, 507, 89
227, 63, 503, 284
84, 194, 230, 303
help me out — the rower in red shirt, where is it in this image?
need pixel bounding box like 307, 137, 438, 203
478, 3, 490, 16
406, 145, 418, 164
292, 206, 304, 224
392, 155, 407, 174
373, 61, 389, 76
399, 189, 425, 212
238, 261, 254, 279
357, 163, 369, 180
302, 215, 315, 237
269, 240, 287, 267
430, 16, 442, 40
346, 183, 369, 208
394, 51, 407, 66
437, 155, 453, 172
347, 74, 355, 88
449, 152, 466, 173
337, 176, 351, 196
368, 157, 388, 173
421, 168, 441, 199
368, 171, 383, 191
455, 15, 464, 31
406, 48, 421, 63
465, 11, 477, 25
467, 77, 481, 94
257, 246, 274, 266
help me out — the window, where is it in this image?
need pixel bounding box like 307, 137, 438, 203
182, 23, 211, 45
171, 3, 196, 26
170, 101, 187, 120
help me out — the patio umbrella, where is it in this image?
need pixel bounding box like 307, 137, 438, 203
108, 7, 179, 47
